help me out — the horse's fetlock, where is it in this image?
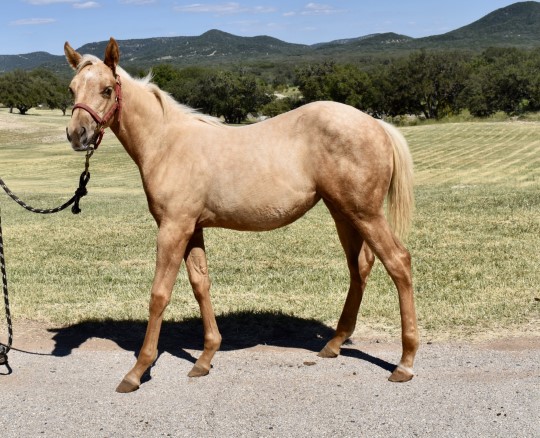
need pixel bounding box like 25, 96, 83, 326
204, 332, 222, 351
404, 330, 419, 352
139, 347, 156, 365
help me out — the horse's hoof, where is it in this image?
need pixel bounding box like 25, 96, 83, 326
116, 377, 140, 393
388, 366, 414, 383
188, 363, 210, 378
317, 344, 339, 358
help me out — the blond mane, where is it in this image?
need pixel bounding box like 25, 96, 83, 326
76, 54, 222, 127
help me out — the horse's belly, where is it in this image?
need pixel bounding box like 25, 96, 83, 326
199, 186, 320, 231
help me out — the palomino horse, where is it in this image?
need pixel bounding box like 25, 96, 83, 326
64, 38, 418, 393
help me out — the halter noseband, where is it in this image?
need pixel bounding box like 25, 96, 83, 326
71, 75, 122, 149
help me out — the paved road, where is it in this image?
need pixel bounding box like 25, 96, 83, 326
0, 321, 538, 437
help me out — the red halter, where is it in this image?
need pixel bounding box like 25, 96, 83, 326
71, 76, 122, 149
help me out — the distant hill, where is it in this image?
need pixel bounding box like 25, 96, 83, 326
76, 29, 308, 64
311, 1, 540, 55
0, 51, 63, 73
0, 1, 539, 73
415, 1, 540, 49
312, 33, 414, 53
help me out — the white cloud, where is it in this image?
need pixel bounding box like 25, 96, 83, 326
10, 18, 56, 25
25, 0, 100, 7
25, 0, 76, 4
252, 6, 275, 13
174, 2, 275, 15
119, 0, 157, 4
174, 2, 240, 13
73, 1, 100, 8
301, 2, 339, 16
283, 11, 296, 17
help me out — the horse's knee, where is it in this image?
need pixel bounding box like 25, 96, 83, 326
149, 292, 170, 314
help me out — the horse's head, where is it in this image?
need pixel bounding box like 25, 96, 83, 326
64, 37, 121, 151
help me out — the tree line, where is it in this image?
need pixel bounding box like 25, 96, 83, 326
1, 47, 539, 121
0, 68, 72, 115
294, 48, 540, 119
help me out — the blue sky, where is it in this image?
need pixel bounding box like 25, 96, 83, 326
1, 0, 527, 55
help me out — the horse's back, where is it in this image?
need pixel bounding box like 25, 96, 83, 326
265, 100, 395, 184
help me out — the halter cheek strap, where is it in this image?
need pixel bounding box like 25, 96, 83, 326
72, 76, 122, 149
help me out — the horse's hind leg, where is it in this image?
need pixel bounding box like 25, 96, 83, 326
184, 228, 222, 377
356, 214, 419, 382
319, 211, 375, 358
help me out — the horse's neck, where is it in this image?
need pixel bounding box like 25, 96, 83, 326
110, 78, 166, 172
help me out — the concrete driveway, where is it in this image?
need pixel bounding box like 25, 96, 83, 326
1, 320, 538, 437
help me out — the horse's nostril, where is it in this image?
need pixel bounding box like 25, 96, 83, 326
66, 127, 72, 142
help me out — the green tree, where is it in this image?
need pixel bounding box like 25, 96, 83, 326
149, 65, 271, 123
260, 96, 300, 117
150, 64, 181, 90
294, 61, 336, 102
524, 49, 540, 111
197, 71, 271, 123
0, 73, 16, 112
0, 69, 51, 115
385, 51, 470, 119
31, 68, 71, 115
295, 62, 374, 113
461, 48, 533, 116
326, 64, 374, 111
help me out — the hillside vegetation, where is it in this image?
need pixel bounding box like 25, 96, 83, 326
1, 1, 539, 73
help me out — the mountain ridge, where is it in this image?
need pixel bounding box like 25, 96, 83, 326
0, 1, 539, 73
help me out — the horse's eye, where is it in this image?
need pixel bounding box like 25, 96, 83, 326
103, 87, 113, 97
68, 87, 74, 96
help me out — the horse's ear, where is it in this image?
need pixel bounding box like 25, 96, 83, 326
64, 42, 82, 70
104, 37, 120, 76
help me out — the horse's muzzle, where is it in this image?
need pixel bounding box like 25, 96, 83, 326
66, 126, 96, 151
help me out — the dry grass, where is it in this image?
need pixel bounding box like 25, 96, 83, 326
0, 108, 538, 341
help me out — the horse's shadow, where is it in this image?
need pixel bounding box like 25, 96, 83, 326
47, 311, 396, 380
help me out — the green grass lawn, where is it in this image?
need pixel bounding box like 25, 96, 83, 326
0, 108, 538, 340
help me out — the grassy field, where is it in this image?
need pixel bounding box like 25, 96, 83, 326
0, 107, 538, 341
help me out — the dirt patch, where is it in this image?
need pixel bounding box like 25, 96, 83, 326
477, 336, 540, 352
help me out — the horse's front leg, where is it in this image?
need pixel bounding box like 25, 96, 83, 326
116, 222, 192, 393
184, 228, 221, 377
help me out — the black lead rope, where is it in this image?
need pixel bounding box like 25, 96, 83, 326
0, 214, 12, 371
0, 151, 93, 371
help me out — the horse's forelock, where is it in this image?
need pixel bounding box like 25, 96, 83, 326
75, 54, 100, 73
76, 54, 130, 79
